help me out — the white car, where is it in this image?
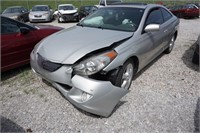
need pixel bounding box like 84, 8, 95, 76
56, 4, 79, 22
96, 0, 122, 7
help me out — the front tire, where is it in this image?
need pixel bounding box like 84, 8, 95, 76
114, 59, 135, 90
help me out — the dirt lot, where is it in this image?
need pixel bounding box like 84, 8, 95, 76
1, 18, 200, 132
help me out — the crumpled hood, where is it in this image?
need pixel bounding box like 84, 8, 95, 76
36, 26, 133, 64
59, 10, 77, 14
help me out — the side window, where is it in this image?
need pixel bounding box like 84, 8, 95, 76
187, 5, 196, 9
22, 7, 28, 12
161, 8, 172, 22
145, 8, 163, 26
1, 18, 20, 34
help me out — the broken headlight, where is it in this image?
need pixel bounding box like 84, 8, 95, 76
73, 50, 117, 76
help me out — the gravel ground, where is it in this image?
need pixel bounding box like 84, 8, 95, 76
1, 18, 200, 132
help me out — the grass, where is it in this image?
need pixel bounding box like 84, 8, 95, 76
1, 66, 47, 101
1, 65, 33, 84
1, 0, 99, 11
1, 0, 199, 12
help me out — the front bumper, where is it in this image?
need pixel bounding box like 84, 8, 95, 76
30, 51, 128, 117
58, 14, 78, 22
29, 16, 50, 22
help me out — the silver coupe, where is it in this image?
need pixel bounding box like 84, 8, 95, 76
31, 4, 179, 117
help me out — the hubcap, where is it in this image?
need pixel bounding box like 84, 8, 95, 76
169, 36, 175, 51
121, 63, 133, 90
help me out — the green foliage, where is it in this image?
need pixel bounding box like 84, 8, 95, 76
1, 0, 199, 12
1, 0, 99, 11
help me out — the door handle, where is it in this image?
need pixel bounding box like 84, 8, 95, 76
164, 29, 168, 33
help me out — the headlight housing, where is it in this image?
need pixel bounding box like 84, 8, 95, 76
73, 50, 117, 76
29, 13, 33, 17
43, 13, 49, 17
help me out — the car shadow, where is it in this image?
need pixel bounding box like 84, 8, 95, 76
1, 64, 31, 81
194, 97, 200, 132
1, 116, 25, 132
181, 40, 199, 72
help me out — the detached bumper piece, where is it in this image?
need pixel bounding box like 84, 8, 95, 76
31, 52, 128, 117
53, 75, 129, 117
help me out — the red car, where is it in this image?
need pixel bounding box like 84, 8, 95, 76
169, 4, 199, 18
1, 16, 63, 72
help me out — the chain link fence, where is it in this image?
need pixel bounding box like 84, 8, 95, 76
1, 0, 199, 11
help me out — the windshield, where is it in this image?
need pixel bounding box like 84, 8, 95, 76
107, 0, 122, 5
78, 7, 144, 32
3, 7, 22, 14
32, 6, 49, 11
59, 5, 74, 10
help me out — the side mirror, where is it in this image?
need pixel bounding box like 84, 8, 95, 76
20, 27, 30, 34
144, 24, 160, 32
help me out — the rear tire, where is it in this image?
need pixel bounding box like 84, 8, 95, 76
165, 35, 175, 54
114, 59, 135, 90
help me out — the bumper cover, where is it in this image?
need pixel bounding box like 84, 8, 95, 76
29, 16, 50, 22
59, 14, 78, 22
31, 52, 129, 117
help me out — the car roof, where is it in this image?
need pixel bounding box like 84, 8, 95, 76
58, 4, 73, 6
33, 5, 49, 7
107, 4, 163, 9
81, 5, 96, 7
110, 2, 147, 6
6, 6, 24, 9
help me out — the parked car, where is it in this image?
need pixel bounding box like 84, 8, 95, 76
31, 4, 179, 117
2, 6, 29, 22
29, 5, 54, 22
79, 6, 98, 20
97, 0, 122, 7
56, 4, 79, 23
1, 16, 63, 72
170, 4, 199, 18
192, 35, 199, 65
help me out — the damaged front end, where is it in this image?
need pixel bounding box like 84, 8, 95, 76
54, 75, 128, 117
30, 50, 129, 117
58, 12, 78, 22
